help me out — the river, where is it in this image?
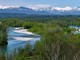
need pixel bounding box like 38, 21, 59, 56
0, 27, 40, 55
69, 26, 80, 34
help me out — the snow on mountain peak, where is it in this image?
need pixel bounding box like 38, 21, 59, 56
0, 5, 80, 12
0, 5, 19, 9
52, 7, 72, 11
26, 4, 80, 11
28, 5, 73, 11
0, 5, 80, 15
27, 4, 51, 11
0, 5, 9, 9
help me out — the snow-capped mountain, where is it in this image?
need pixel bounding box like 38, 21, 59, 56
0, 5, 80, 15
29, 6, 80, 15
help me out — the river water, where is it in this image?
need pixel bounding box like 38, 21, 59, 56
0, 27, 40, 55
69, 26, 80, 34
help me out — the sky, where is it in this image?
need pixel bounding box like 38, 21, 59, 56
0, 0, 80, 7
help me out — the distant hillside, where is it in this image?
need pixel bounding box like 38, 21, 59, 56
0, 13, 28, 18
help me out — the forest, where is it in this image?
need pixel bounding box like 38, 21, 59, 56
0, 15, 80, 60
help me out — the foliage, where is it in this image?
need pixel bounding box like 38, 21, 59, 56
0, 16, 80, 60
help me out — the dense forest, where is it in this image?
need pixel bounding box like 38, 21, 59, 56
0, 15, 80, 60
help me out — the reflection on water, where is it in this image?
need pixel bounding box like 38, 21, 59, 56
0, 27, 40, 55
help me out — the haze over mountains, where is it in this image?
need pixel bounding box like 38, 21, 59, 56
0, 5, 80, 15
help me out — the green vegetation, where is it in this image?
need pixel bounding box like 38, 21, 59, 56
0, 18, 23, 45
0, 15, 80, 60
0, 21, 7, 45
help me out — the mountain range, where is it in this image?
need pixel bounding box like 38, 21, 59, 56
0, 5, 80, 15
